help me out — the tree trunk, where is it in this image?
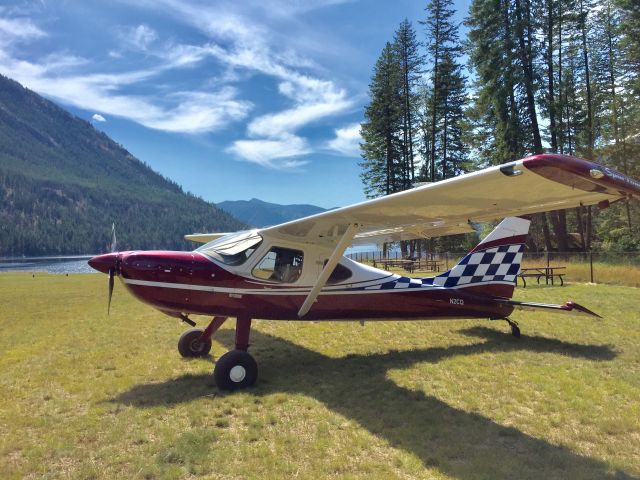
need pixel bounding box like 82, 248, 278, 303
576, 207, 586, 252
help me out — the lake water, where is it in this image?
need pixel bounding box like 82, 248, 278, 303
0, 256, 95, 274
0, 245, 385, 275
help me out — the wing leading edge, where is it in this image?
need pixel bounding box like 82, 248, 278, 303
258, 154, 640, 247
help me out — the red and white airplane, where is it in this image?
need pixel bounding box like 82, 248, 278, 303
89, 154, 639, 390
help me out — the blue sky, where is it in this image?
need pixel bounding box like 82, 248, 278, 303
0, 0, 470, 208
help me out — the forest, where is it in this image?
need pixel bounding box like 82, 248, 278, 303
360, 0, 639, 254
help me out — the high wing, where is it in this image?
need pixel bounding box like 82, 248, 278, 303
259, 154, 640, 247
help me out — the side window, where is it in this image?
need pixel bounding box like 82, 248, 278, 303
325, 261, 353, 284
253, 247, 304, 283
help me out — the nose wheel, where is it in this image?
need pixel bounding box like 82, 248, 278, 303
178, 328, 212, 357
177, 316, 227, 358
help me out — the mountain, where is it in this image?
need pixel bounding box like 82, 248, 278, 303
0, 74, 246, 256
217, 198, 328, 227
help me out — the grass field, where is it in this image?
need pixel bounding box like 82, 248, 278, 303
1, 272, 639, 479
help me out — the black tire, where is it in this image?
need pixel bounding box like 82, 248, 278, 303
214, 350, 258, 390
178, 328, 212, 358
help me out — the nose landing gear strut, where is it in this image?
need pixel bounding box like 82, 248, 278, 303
177, 315, 257, 390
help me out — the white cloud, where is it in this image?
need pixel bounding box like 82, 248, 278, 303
247, 74, 352, 138
0, 17, 45, 45
0, 2, 356, 168
92, 113, 106, 122
327, 123, 361, 157
4, 53, 253, 133
128, 24, 157, 50
227, 134, 310, 169
144, 89, 252, 133
119, 0, 356, 168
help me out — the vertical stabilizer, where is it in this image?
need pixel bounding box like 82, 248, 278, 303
423, 217, 530, 298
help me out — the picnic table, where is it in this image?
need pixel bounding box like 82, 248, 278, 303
517, 266, 566, 287
412, 259, 444, 272
373, 258, 444, 273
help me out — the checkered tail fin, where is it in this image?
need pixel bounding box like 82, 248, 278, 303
427, 217, 530, 298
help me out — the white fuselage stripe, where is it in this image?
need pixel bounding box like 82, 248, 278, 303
122, 278, 514, 296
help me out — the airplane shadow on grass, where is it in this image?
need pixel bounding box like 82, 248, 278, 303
110, 326, 632, 480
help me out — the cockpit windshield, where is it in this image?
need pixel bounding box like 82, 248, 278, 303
196, 231, 263, 266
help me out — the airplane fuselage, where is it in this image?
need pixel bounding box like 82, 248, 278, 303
91, 250, 515, 322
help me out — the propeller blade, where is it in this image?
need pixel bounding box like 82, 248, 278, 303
108, 267, 115, 315
110, 223, 117, 253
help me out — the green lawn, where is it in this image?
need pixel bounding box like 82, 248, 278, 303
1, 272, 639, 479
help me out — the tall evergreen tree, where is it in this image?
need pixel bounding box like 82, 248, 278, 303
466, 0, 527, 166
422, 0, 468, 180
393, 20, 423, 188
360, 42, 404, 198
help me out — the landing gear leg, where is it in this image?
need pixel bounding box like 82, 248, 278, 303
505, 318, 521, 338
199, 316, 227, 344
213, 315, 257, 390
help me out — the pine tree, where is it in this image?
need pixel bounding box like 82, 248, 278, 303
466, 0, 527, 166
360, 42, 404, 198
393, 19, 423, 188
422, 0, 468, 180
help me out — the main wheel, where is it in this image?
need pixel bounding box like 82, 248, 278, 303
178, 328, 212, 358
214, 350, 258, 390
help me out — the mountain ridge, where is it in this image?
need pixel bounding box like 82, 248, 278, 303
217, 198, 328, 227
0, 74, 246, 256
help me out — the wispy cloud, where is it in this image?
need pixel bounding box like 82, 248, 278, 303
2, 50, 253, 133
92, 113, 106, 122
327, 123, 362, 157
247, 75, 352, 138
122, 0, 356, 168
0, 11, 252, 134
227, 134, 310, 169
0, 17, 45, 45
0, 1, 357, 167
126, 24, 158, 51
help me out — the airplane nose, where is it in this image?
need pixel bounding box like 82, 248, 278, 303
88, 252, 119, 274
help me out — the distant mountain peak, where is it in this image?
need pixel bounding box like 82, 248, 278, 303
217, 198, 327, 228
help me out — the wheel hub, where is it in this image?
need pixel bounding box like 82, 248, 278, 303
229, 365, 246, 383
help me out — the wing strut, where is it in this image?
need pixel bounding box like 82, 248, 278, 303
298, 223, 359, 318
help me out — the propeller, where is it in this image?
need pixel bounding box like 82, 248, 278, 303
108, 267, 115, 315
107, 223, 118, 315
87, 224, 120, 314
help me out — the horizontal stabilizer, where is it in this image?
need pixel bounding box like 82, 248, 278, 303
496, 299, 602, 318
